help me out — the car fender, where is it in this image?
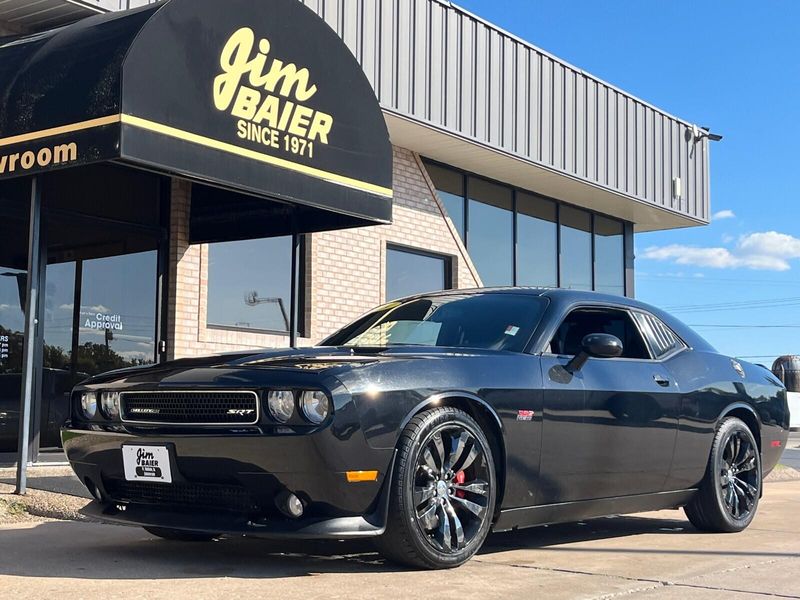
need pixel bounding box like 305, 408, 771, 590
399, 391, 505, 434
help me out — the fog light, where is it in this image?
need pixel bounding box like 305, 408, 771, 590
80, 392, 97, 419
100, 391, 121, 420
276, 491, 304, 519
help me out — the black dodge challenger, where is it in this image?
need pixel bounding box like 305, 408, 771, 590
63, 288, 789, 569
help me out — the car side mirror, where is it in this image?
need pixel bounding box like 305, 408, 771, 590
565, 333, 624, 373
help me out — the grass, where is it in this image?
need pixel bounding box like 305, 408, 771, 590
0, 497, 28, 518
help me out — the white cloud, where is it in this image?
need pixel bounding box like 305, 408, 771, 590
737, 231, 800, 259
712, 209, 736, 220
640, 230, 800, 272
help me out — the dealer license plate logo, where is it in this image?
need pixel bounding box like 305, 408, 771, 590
122, 445, 172, 483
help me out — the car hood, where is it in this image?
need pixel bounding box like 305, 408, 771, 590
82, 346, 510, 386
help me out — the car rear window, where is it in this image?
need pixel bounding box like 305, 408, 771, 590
632, 311, 686, 358
322, 293, 548, 352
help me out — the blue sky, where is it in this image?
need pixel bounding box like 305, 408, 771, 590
458, 0, 800, 366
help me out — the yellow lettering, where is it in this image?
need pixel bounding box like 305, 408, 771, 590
8, 153, 18, 171
288, 105, 313, 138
260, 60, 317, 102
277, 100, 295, 131
20, 151, 35, 169
53, 143, 77, 164
231, 86, 261, 120
36, 147, 52, 167
253, 95, 281, 128
308, 112, 333, 144
214, 27, 255, 111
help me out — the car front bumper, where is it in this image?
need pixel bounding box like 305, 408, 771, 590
62, 427, 395, 539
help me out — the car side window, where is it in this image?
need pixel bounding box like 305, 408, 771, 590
550, 307, 651, 360
631, 311, 686, 358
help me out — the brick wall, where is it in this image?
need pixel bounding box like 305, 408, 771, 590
167, 146, 481, 359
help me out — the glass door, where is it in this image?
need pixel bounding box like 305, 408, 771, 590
0, 265, 26, 450
75, 251, 158, 376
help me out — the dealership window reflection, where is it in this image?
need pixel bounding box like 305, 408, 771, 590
594, 216, 625, 296
425, 163, 465, 240
386, 246, 450, 301
468, 177, 514, 287
207, 237, 293, 333
77, 252, 157, 375
560, 206, 593, 291
517, 193, 558, 288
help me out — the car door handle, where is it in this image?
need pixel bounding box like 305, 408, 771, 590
653, 375, 670, 387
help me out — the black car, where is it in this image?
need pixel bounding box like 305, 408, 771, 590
63, 288, 789, 569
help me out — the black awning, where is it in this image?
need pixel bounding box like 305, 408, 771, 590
0, 0, 393, 230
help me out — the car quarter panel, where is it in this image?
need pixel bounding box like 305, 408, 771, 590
335, 352, 545, 510
662, 351, 789, 490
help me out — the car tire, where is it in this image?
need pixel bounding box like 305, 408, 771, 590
684, 416, 761, 533
375, 406, 497, 569
143, 526, 218, 542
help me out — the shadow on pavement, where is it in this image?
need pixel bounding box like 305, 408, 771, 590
1, 512, 796, 580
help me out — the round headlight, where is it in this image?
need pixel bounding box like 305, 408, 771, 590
300, 390, 330, 424
100, 391, 121, 420
80, 392, 97, 419
267, 390, 295, 423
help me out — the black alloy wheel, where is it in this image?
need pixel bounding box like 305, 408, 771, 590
718, 430, 759, 520
685, 416, 762, 533
376, 406, 497, 569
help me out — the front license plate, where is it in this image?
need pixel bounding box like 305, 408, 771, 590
122, 445, 173, 483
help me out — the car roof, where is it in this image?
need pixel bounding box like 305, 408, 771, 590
400, 287, 716, 353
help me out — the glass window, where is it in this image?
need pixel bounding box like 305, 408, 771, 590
386, 247, 449, 301
43, 262, 76, 372
207, 237, 293, 333
425, 162, 465, 240
468, 177, 514, 287
0, 266, 25, 375
594, 216, 625, 296
551, 307, 650, 359
560, 206, 593, 291
632, 311, 686, 358
323, 292, 548, 353
77, 251, 157, 376
517, 193, 557, 287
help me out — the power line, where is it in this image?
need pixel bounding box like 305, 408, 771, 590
689, 324, 800, 328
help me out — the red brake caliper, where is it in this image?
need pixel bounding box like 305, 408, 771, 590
454, 470, 466, 498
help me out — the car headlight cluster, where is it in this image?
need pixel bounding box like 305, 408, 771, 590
80, 392, 97, 419
78, 391, 121, 421
100, 391, 121, 420
267, 389, 331, 424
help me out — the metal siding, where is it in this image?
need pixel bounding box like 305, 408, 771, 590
540, 56, 552, 165
597, 83, 607, 186
586, 79, 596, 182
428, 1, 444, 124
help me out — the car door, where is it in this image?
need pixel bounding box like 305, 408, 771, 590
537, 305, 680, 504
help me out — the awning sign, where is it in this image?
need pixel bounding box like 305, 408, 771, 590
0, 0, 393, 226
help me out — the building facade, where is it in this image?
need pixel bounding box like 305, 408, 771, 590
0, 0, 713, 452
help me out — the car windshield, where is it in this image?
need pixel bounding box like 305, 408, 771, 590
321, 293, 548, 352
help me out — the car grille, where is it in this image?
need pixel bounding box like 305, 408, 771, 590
104, 479, 260, 513
120, 391, 259, 425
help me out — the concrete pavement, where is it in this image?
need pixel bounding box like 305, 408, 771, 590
0, 480, 798, 600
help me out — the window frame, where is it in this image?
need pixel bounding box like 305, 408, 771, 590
422, 157, 630, 296
205, 236, 307, 337
631, 309, 689, 361
543, 303, 655, 362
385, 243, 454, 302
